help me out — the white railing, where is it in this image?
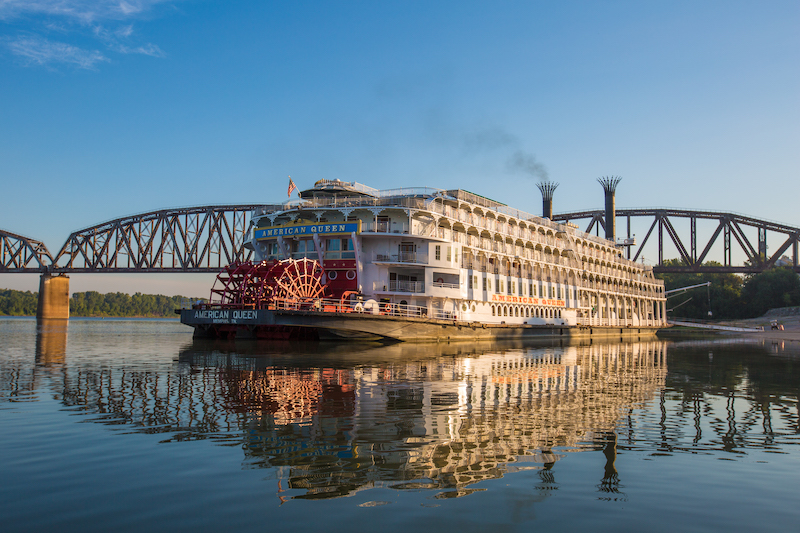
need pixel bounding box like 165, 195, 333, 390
265, 296, 442, 319
577, 316, 661, 328
362, 221, 410, 234
380, 280, 425, 293
374, 252, 428, 264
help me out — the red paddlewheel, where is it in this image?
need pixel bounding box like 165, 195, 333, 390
210, 261, 277, 308
270, 258, 327, 303
209, 258, 327, 308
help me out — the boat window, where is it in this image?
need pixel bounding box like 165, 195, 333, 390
342, 238, 355, 259
376, 216, 390, 232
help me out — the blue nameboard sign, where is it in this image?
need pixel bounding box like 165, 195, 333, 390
255, 221, 360, 240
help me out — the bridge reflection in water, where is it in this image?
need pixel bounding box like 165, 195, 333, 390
25, 335, 668, 500
35, 319, 68, 367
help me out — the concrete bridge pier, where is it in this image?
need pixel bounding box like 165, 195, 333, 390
37, 273, 70, 320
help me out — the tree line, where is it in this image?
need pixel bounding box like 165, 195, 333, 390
0, 289, 197, 317
656, 260, 800, 319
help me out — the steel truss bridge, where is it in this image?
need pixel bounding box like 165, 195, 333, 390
1, 205, 259, 274
553, 209, 800, 274
2, 205, 799, 275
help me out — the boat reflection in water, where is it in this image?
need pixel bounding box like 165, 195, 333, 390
2, 318, 799, 530
173, 339, 668, 500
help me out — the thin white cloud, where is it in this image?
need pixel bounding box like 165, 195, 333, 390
92, 22, 165, 57
1, 0, 179, 68
0, 1, 173, 22
8, 35, 108, 69
116, 41, 164, 57
115, 23, 133, 38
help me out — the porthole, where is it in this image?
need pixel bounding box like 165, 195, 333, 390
346, 270, 356, 280
328, 271, 338, 280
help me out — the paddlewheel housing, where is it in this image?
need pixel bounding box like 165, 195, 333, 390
209, 258, 327, 308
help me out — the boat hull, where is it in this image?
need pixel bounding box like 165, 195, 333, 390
180, 308, 660, 343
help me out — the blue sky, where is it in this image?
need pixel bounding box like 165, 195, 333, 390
1, 0, 798, 296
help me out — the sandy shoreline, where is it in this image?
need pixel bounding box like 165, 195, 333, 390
670, 314, 800, 343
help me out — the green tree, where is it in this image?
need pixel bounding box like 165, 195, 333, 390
656, 260, 744, 319
1, 288, 194, 317
740, 267, 800, 317
0, 289, 38, 316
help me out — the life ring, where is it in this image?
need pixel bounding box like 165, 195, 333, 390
384, 303, 392, 314
354, 302, 364, 312
436, 278, 444, 283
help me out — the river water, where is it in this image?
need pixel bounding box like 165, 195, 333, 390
1, 318, 798, 532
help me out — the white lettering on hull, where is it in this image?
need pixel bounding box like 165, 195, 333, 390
191, 309, 259, 324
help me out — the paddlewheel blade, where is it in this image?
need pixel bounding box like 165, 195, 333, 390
272, 257, 326, 303
209, 258, 326, 308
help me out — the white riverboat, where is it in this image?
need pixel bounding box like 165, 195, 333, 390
182, 179, 667, 341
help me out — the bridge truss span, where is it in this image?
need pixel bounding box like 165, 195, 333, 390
1, 229, 54, 273
553, 208, 800, 274
4, 205, 799, 276
51, 205, 264, 273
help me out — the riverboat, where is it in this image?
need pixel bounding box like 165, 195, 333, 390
181, 179, 667, 341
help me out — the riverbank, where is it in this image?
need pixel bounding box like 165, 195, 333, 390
713, 313, 800, 342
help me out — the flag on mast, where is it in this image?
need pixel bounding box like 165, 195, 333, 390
287, 177, 297, 197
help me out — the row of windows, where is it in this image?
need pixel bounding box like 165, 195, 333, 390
265, 238, 355, 260
467, 275, 573, 299
491, 305, 563, 319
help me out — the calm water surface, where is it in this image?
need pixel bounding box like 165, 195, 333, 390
1, 318, 798, 532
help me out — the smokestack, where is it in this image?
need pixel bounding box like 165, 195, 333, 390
597, 176, 621, 241
537, 181, 559, 220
